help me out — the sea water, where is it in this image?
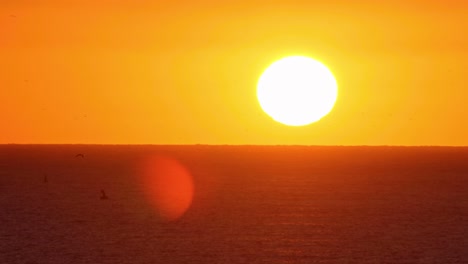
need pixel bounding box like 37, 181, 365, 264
0, 145, 467, 263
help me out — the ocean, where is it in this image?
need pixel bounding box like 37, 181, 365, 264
0, 145, 467, 263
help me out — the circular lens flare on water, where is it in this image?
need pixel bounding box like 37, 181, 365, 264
140, 155, 194, 221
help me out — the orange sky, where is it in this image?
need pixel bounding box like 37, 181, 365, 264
1, 0, 467, 145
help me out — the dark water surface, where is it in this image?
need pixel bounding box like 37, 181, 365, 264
1, 145, 467, 263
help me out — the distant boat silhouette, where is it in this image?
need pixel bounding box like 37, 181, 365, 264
100, 189, 108, 200
75, 153, 85, 158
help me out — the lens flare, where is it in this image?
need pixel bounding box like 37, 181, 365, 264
140, 156, 194, 221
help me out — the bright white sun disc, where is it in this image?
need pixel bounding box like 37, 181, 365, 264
257, 56, 338, 126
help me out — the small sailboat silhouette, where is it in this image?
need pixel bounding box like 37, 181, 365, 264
100, 189, 108, 200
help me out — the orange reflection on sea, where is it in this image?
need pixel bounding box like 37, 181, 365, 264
140, 155, 194, 221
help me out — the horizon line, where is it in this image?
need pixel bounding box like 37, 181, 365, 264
1, 143, 467, 148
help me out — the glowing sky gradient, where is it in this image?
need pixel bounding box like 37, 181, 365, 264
1, 0, 467, 145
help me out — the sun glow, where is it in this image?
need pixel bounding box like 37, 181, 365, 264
257, 56, 338, 126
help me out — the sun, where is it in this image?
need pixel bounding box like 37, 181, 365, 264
257, 56, 338, 126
